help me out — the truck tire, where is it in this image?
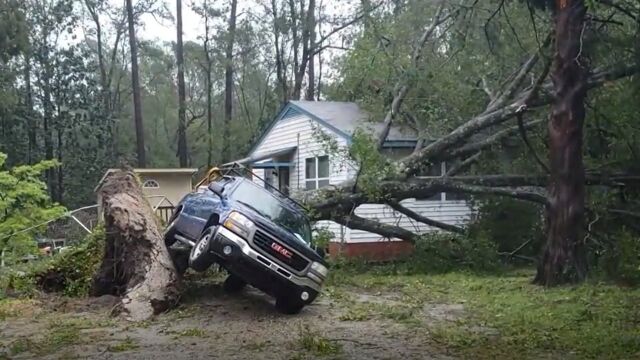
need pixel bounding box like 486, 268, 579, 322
275, 297, 305, 315
223, 274, 246, 293
189, 227, 215, 272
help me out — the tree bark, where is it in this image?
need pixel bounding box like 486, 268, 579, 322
24, 53, 36, 164
305, 0, 316, 100
203, 0, 214, 167
126, 0, 146, 167
223, 0, 238, 163
534, 0, 588, 286
92, 169, 180, 321
84, 0, 110, 116
43, 58, 54, 198
176, 0, 188, 167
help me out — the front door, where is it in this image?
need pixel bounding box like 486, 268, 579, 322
278, 167, 290, 195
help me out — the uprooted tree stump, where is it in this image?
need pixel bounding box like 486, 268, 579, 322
91, 169, 180, 321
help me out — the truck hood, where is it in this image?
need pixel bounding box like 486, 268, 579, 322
230, 201, 326, 265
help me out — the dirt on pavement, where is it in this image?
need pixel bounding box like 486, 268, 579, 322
1, 274, 460, 360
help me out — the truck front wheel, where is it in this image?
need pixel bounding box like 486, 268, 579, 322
189, 227, 216, 272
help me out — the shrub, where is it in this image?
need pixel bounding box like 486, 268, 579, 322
0, 153, 66, 264
328, 232, 500, 277
1, 226, 105, 297
411, 232, 499, 272
468, 197, 544, 259
598, 229, 640, 285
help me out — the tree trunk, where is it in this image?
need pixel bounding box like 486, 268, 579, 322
203, 0, 214, 168
223, 0, 238, 163
289, 0, 302, 100
176, 0, 188, 167
305, 0, 316, 101
24, 54, 36, 164
270, 0, 288, 103
56, 125, 64, 203
92, 169, 180, 321
43, 62, 54, 198
534, 0, 588, 286
126, 0, 146, 167
84, 0, 110, 115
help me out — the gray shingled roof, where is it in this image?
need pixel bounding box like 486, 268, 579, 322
290, 100, 417, 142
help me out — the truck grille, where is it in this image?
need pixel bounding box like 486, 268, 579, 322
252, 229, 309, 272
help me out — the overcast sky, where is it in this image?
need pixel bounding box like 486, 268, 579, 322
132, 0, 255, 43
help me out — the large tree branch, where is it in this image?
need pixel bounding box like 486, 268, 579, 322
325, 212, 418, 243
487, 33, 551, 112
445, 152, 482, 176
387, 200, 465, 234
401, 62, 640, 176
446, 119, 544, 160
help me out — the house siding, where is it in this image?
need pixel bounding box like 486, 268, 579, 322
250, 114, 351, 239
248, 112, 473, 244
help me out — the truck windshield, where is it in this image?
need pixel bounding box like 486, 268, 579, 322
230, 181, 312, 244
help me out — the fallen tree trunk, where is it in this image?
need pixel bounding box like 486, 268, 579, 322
91, 169, 180, 321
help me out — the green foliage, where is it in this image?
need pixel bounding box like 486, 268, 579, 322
5, 316, 96, 356
328, 233, 499, 280
297, 325, 342, 357
106, 337, 139, 353
598, 229, 640, 285
311, 226, 333, 250
348, 131, 395, 199
0, 226, 105, 297
468, 197, 544, 258
165, 328, 207, 339
38, 226, 105, 297
412, 232, 499, 272
0, 153, 66, 262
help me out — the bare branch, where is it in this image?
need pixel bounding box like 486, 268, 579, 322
517, 112, 549, 173
481, 76, 496, 101
376, 2, 452, 150
487, 32, 552, 112
447, 119, 544, 160
402, 61, 640, 177
446, 152, 482, 176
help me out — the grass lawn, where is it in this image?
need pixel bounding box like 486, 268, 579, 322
327, 267, 640, 359
2, 265, 639, 359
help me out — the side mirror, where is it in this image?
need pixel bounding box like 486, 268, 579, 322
208, 182, 225, 197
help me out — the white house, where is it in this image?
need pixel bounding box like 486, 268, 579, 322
229, 101, 472, 260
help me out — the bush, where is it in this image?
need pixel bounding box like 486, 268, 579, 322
1, 226, 105, 297
468, 197, 544, 259
598, 229, 640, 285
411, 232, 499, 272
328, 232, 500, 277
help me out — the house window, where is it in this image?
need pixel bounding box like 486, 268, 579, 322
422, 162, 445, 201
305, 156, 330, 190
419, 162, 469, 201
142, 179, 160, 189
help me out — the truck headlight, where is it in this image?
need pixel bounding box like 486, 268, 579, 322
310, 262, 328, 277
223, 211, 255, 239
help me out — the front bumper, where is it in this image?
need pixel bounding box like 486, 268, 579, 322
209, 227, 323, 302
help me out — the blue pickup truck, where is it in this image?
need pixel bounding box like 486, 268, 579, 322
164, 173, 328, 314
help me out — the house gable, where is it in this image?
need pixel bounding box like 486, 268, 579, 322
248, 102, 352, 158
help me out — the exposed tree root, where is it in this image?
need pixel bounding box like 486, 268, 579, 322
92, 169, 180, 321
